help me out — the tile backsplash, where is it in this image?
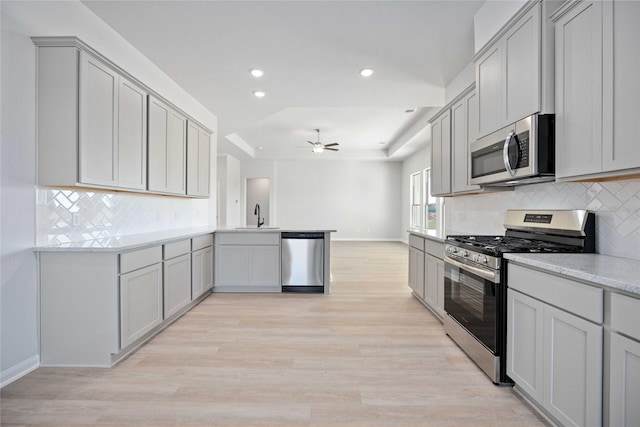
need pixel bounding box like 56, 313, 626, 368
445, 178, 640, 261
36, 188, 210, 246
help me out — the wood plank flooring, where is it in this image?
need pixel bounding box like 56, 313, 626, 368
1, 241, 546, 426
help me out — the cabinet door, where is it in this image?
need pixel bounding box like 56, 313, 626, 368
408, 247, 425, 299
609, 333, 640, 427
507, 289, 544, 402
451, 90, 481, 194
476, 44, 504, 137
215, 246, 250, 287
167, 110, 187, 194
543, 304, 603, 427
164, 253, 191, 318
118, 77, 147, 190
192, 246, 213, 299
148, 96, 186, 194
602, 0, 640, 173
79, 51, 118, 187
249, 246, 280, 287
187, 121, 211, 197
424, 254, 438, 311
120, 263, 163, 348
555, 1, 603, 179
504, 3, 541, 123
431, 111, 451, 196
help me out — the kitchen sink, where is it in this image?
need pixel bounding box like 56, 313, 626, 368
234, 226, 280, 230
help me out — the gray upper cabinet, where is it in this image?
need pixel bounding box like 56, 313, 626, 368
553, 1, 603, 179
36, 43, 148, 191
554, 0, 640, 180
117, 77, 148, 190
602, 1, 640, 174
475, 1, 554, 138
148, 96, 187, 195
78, 51, 118, 187
187, 121, 211, 198
451, 88, 482, 194
430, 110, 451, 196
33, 37, 211, 197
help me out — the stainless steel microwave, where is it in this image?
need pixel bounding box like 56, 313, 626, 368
470, 114, 555, 186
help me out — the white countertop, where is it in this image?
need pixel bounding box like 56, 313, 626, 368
34, 227, 216, 252
505, 253, 640, 296
407, 228, 445, 242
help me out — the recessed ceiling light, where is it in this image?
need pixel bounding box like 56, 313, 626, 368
360, 68, 374, 77
253, 90, 266, 98
405, 108, 417, 114
249, 68, 264, 78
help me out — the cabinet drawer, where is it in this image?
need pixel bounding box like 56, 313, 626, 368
425, 239, 444, 258
120, 246, 162, 274
610, 293, 640, 341
508, 263, 603, 323
164, 239, 191, 260
409, 234, 425, 251
216, 232, 279, 246
192, 234, 214, 251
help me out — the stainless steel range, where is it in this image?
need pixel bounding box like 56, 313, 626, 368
443, 210, 595, 384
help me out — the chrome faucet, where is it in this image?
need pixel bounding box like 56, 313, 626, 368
254, 203, 264, 228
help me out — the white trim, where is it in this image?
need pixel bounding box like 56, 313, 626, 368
1, 355, 40, 389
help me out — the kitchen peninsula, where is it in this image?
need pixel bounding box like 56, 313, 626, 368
34, 227, 334, 368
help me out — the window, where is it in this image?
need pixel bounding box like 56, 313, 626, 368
423, 169, 437, 230
410, 172, 422, 227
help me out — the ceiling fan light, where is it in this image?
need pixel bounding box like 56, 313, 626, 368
359, 68, 374, 77
312, 145, 324, 154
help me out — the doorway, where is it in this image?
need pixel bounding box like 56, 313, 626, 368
246, 177, 270, 226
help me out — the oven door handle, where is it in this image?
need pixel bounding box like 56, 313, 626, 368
444, 255, 500, 283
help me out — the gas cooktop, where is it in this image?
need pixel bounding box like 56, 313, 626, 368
446, 235, 584, 256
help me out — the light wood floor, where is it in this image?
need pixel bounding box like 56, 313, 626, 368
1, 241, 546, 426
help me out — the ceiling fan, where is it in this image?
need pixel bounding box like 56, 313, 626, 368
308, 129, 339, 153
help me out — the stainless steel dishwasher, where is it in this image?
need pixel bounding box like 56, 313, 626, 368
281, 232, 324, 292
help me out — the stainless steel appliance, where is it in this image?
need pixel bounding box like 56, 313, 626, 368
444, 210, 595, 384
281, 232, 324, 293
470, 114, 555, 186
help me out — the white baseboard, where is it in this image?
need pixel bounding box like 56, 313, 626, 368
332, 238, 403, 242
1, 355, 40, 388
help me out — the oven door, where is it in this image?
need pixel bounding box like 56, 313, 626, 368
444, 255, 500, 353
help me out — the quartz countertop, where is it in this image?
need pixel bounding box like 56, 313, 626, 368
34, 227, 216, 252
504, 253, 640, 296
407, 228, 445, 242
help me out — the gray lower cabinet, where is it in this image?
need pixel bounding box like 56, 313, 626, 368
408, 233, 445, 321
507, 263, 604, 427
163, 253, 192, 319
608, 292, 640, 427
214, 232, 280, 292
192, 246, 214, 298
39, 232, 214, 367
408, 246, 425, 300
120, 262, 163, 349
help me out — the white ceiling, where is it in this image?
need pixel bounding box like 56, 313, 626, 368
82, 0, 483, 161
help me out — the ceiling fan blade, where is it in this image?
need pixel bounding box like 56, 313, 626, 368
325, 147, 339, 151
307, 141, 315, 146
323, 143, 339, 147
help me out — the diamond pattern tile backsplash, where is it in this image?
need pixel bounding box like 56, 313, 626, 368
445, 178, 640, 261
36, 188, 210, 246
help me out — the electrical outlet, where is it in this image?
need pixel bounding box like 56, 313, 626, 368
72, 213, 80, 226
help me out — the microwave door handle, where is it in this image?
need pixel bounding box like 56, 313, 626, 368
444, 255, 500, 283
503, 131, 517, 177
